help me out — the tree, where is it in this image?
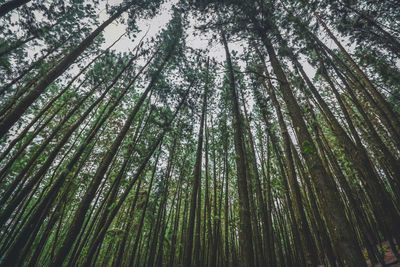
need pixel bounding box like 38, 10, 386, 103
1, 0, 399, 266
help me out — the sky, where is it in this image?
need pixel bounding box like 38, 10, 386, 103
97, 0, 330, 96
2, 0, 360, 148
100, 0, 176, 53
99, 0, 245, 61
97, 0, 313, 134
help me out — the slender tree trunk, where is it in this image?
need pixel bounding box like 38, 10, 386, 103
257, 59, 318, 266
240, 87, 269, 267
49, 57, 169, 267
0, 35, 68, 96
0, 3, 131, 138
203, 117, 213, 267
0, 80, 103, 226
168, 172, 183, 267
224, 150, 230, 267
311, 19, 400, 148
258, 134, 276, 267
148, 164, 171, 267
251, 17, 366, 266
296, 51, 400, 241
0, 0, 31, 17
128, 150, 160, 267
183, 65, 208, 267
221, 30, 255, 267
315, 12, 400, 140
341, 4, 400, 55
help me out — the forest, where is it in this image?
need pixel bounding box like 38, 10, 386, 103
0, 0, 399, 266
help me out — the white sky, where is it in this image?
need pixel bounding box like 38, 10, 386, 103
100, 0, 176, 53
99, 0, 245, 61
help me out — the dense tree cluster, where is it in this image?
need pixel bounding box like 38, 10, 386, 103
0, 0, 399, 266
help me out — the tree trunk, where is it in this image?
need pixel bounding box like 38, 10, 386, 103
252, 18, 366, 266
221, 30, 255, 267
0, 3, 130, 138
0, 0, 31, 17
183, 64, 207, 267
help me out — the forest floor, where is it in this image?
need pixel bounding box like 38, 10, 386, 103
366, 241, 400, 267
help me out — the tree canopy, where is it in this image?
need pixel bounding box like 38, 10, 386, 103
0, 0, 399, 266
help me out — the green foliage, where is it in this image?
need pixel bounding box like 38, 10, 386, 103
0, 1, 399, 266
301, 140, 313, 155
